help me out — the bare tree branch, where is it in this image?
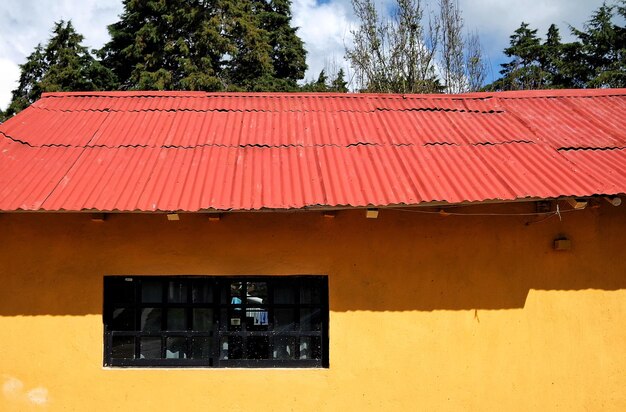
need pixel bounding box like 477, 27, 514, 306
346, 0, 487, 93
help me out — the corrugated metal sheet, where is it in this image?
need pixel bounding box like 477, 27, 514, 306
0, 89, 625, 212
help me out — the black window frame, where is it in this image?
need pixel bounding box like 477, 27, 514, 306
103, 275, 329, 368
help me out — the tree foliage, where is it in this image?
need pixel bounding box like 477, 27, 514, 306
346, 0, 486, 94
573, 2, 626, 88
346, 0, 441, 93
438, 0, 486, 93
301, 68, 349, 92
489, 1, 626, 90
3, 21, 116, 119
100, 0, 307, 92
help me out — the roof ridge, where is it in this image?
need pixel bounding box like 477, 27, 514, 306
39, 88, 626, 100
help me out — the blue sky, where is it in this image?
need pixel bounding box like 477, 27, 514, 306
0, 0, 609, 108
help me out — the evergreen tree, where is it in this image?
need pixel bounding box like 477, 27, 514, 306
331, 69, 349, 92
489, 2, 626, 91
100, 0, 307, 92
3, 21, 116, 119
491, 22, 546, 90
302, 70, 329, 92
571, 3, 626, 88
254, 0, 307, 85
101, 0, 224, 90
538, 24, 583, 88
540, 24, 565, 87
301, 69, 349, 93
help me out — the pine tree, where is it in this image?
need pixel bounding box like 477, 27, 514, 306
100, 0, 307, 92
538, 24, 581, 88
489, 2, 626, 91
331, 69, 349, 92
253, 0, 307, 87
571, 3, 626, 88
302, 70, 330, 92
101, 0, 224, 91
492, 22, 545, 90
3, 21, 116, 119
301, 68, 349, 93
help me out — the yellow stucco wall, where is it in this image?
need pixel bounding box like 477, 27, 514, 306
1, 202, 625, 411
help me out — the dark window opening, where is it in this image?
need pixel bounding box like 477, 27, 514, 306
103, 276, 329, 368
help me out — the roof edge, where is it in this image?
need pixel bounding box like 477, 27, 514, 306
2, 194, 624, 213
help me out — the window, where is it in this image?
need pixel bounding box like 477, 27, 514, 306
103, 276, 329, 368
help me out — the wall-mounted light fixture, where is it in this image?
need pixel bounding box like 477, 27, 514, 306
166, 213, 180, 221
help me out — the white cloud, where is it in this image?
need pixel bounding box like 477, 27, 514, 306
0, 58, 20, 108
293, 0, 355, 84
0, 0, 122, 109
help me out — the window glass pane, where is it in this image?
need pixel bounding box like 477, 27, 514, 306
106, 278, 135, 303
300, 308, 322, 331
191, 337, 212, 359
111, 336, 135, 359
273, 336, 296, 360
220, 336, 242, 360
166, 337, 187, 359
274, 283, 295, 304
299, 337, 322, 360
111, 307, 135, 331
274, 308, 296, 331
141, 280, 162, 303
140, 337, 161, 359
310, 336, 322, 360
246, 282, 267, 304
191, 280, 213, 303
223, 309, 242, 331
229, 282, 243, 305
246, 308, 269, 330
193, 308, 213, 332
300, 279, 321, 304
167, 308, 186, 330
247, 336, 269, 359
168, 281, 187, 303
140, 308, 162, 331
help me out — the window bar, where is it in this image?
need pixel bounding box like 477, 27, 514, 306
241, 281, 248, 360
134, 279, 141, 361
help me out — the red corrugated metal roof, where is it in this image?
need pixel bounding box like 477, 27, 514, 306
0, 89, 625, 212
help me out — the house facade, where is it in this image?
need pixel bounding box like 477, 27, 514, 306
1, 90, 625, 410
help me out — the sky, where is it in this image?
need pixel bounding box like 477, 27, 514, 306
0, 0, 609, 109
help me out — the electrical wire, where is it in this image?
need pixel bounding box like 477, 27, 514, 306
386, 203, 585, 217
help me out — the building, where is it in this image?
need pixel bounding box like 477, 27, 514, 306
1, 89, 625, 411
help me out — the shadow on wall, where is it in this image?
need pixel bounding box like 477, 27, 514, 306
1, 202, 625, 316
